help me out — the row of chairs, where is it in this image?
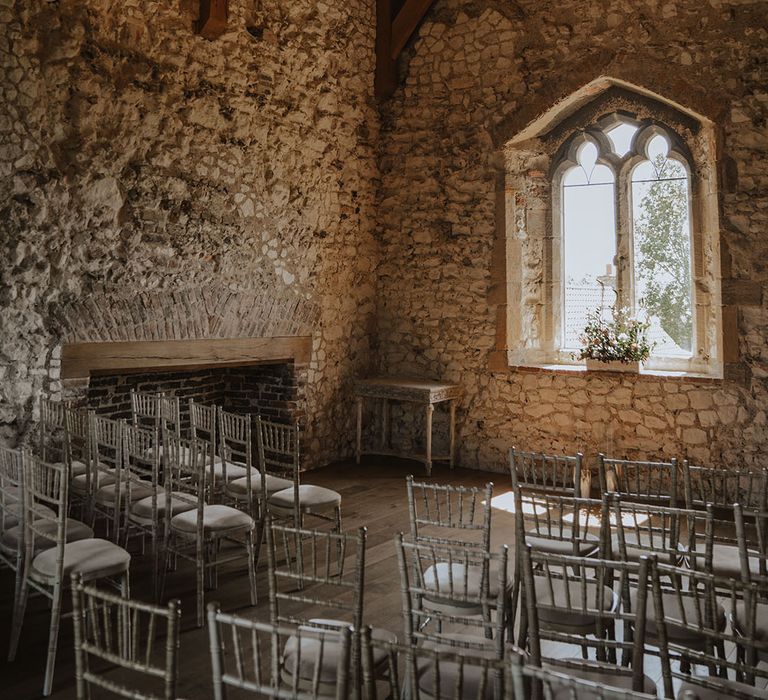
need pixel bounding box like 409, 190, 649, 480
509, 448, 768, 697
0, 393, 344, 695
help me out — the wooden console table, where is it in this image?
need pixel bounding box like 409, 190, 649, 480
354, 376, 462, 476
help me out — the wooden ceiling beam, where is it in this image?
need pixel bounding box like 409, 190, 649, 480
390, 0, 436, 60
197, 0, 228, 40
375, 0, 437, 99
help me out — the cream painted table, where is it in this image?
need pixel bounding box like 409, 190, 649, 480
354, 377, 462, 476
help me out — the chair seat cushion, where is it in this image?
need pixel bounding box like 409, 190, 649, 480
5, 502, 56, 522
418, 634, 500, 699
171, 504, 254, 533
95, 480, 155, 505
31, 538, 130, 583
210, 461, 258, 484
130, 491, 197, 520
269, 485, 342, 511
631, 588, 726, 643
70, 466, 120, 493
611, 533, 687, 563
534, 576, 616, 630
422, 559, 507, 605
226, 473, 294, 498
1, 518, 94, 552
710, 542, 759, 579
53, 460, 87, 477
526, 529, 599, 557
678, 677, 767, 699
544, 659, 656, 699
283, 619, 395, 685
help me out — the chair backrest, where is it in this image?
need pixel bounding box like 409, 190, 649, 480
406, 475, 492, 550
218, 408, 255, 508
0, 445, 23, 532
131, 390, 160, 431
684, 462, 767, 510
123, 423, 161, 517
508, 653, 656, 699
162, 430, 210, 540
611, 495, 714, 571
66, 406, 90, 467
509, 448, 582, 497
207, 603, 351, 700
159, 396, 181, 438
91, 413, 125, 478
650, 557, 768, 696
361, 626, 516, 700
266, 521, 366, 628
511, 486, 609, 560
256, 415, 300, 481
395, 534, 509, 651
39, 397, 69, 465
734, 503, 768, 585
599, 454, 678, 505
521, 545, 649, 692
189, 399, 217, 447
23, 451, 69, 575
71, 575, 181, 700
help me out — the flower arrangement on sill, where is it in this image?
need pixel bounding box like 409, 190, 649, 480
575, 307, 654, 366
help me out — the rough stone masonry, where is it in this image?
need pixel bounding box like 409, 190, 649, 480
377, 0, 768, 471
2, 0, 768, 473
0, 0, 380, 467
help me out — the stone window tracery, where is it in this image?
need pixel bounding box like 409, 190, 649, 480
499, 85, 723, 378
554, 118, 696, 368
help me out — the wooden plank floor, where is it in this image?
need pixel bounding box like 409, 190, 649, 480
0, 458, 515, 699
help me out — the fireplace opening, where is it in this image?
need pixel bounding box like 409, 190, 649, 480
85, 363, 303, 431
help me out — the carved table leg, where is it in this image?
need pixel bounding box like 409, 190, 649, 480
425, 403, 434, 476
381, 398, 390, 450
449, 399, 456, 468
355, 397, 363, 464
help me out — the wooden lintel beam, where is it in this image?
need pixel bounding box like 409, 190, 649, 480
61, 336, 312, 380
390, 0, 436, 60
197, 0, 228, 40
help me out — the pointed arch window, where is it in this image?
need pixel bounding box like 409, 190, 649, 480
553, 116, 699, 370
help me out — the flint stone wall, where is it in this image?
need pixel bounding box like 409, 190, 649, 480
0, 0, 380, 467
377, 0, 768, 470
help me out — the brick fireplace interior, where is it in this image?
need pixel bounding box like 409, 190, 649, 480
86, 363, 303, 430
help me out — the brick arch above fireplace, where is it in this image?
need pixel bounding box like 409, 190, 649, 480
55, 283, 320, 344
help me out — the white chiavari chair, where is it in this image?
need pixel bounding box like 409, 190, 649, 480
521, 546, 656, 696
395, 533, 512, 695
10, 451, 130, 696
207, 602, 352, 700
650, 557, 768, 698
261, 416, 342, 537
160, 430, 257, 626
219, 408, 265, 517
266, 521, 394, 698
685, 465, 768, 579
71, 573, 181, 699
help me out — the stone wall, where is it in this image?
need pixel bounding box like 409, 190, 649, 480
0, 0, 380, 467
377, 0, 768, 472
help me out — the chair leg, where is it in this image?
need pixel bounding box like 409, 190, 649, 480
246, 530, 257, 606
197, 539, 205, 628
42, 582, 64, 696
8, 560, 29, 661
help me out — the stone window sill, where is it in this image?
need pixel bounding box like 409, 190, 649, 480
507, 363, 723, 383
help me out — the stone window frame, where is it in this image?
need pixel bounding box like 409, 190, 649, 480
496, 84, 723, 378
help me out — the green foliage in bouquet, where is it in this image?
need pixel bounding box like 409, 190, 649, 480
575, 307, 654, 363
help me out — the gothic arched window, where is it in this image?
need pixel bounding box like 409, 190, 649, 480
553, 115, 697, 368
